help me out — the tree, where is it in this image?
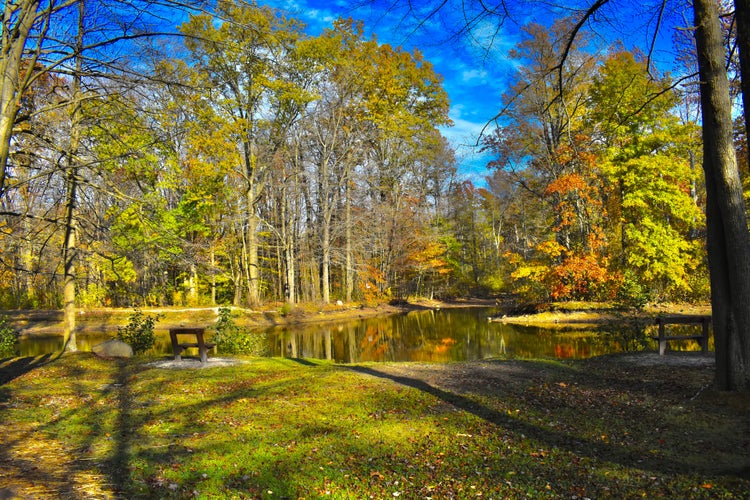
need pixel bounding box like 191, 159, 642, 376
694, 0, 750, 390
2, 0, 205, 349
389, 0, 750, 390
300, 19, 373, 304
178, 0, 304, 306
359, 41, 451, 297
1, 0, 203, 194
589, 50, 705, 300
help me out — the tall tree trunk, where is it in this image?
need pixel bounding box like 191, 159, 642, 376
62, 0, 86, 352
188, 264, 198, 304
694, 0, 750, 390
319, 155, 332, 304
62, 170, 78, 351
243, 139, 262, 306
246, 211, 260, 305
282, 183, 296, 304
210, 247, 216, 305
285, 238, 296, 304
321, 219, 331, 304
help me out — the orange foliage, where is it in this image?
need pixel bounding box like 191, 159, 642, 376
547, 254, 613, 301
359, 264, 389, 302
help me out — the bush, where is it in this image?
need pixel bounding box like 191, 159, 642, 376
0, 316, 18, 357
117, 309, 161, 355
615, 271, 650, 310
211, 307, 267, 356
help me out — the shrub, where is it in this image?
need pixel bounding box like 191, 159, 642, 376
211, 307, 267, 356
0, 316, 18, 357
279, 302, 292, 317
615, 271, 650, 310
117, 309, 161, 355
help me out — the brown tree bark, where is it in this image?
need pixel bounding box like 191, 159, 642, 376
694, 0, 750, 390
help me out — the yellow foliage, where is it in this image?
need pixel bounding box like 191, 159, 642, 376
536, 240, 566, 259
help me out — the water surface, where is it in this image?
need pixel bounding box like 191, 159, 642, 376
16, 307, 712, 361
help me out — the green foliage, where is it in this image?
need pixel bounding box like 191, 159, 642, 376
0, 316, 18, 357
615, 271, 651, 310
211, 307, 268, 356
78, 283, 109, 308
479, 273, 505, 293
116, 309, 161, 355
279, 303, 293, 317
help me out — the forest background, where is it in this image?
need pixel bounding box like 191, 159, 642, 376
1, 0, 741, 327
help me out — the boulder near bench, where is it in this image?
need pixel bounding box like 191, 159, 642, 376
169, 327, 215, 363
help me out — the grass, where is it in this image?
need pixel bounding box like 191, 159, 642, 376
0, 352, 748, 498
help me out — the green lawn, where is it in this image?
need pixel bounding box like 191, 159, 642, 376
0, 352, 748, 498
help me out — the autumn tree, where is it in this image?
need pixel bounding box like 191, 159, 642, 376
427, 0, 750, 389
589, 50, 705, 300
2, 0, 207, 349
177, 1, 305, 306
298, 19, 374, 304
359, 40, 451, 298
482, 18, 612, 301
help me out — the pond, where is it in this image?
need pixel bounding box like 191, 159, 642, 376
16, 307, 712, 361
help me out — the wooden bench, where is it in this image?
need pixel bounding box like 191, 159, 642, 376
169, 327, 215, 363
652, 316, 711, 355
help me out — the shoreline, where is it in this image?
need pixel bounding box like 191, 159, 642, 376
496, 303, 712, 328
5, 299, 713, 336
5, 297, 501, 337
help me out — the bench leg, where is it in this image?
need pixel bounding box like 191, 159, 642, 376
200, 345, 208, 363
701, 319, 710, 354
658, 321, 666, 356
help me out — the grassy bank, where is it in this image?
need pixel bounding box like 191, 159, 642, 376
0, 353, 748, 498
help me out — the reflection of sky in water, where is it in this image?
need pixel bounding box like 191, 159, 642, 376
18, 308, 712, 362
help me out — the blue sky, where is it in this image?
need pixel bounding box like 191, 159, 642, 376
262, 0, 687, 186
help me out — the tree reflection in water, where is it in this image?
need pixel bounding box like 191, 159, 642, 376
265, 308, 710, 362
18, 308, 711, 361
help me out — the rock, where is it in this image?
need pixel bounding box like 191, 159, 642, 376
92, 339, 133, 358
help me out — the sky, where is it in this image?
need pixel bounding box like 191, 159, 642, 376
261, 0, 688, 186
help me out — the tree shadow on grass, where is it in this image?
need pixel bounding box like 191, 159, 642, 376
344, 363, 745, 479
0, 352, 61, 386
0, 353, 108, 497
100, 359, 136, 496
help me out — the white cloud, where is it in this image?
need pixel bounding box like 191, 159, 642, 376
461, 69, 488, 83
